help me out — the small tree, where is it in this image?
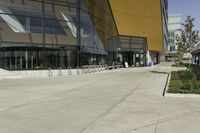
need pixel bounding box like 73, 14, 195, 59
176, 16, 200, 63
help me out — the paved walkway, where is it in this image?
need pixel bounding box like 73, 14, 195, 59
0, 66, 199, 133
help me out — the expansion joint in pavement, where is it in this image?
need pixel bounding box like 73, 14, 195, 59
79, 74, 151, 133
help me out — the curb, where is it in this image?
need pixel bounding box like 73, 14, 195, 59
163, 73, 171, 96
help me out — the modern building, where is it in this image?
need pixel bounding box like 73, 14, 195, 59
109, 0, 168, 65
0, 0, 168, 70
166, 14, 182, 61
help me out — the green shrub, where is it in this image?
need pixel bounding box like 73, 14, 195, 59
181, 82, 193, 91
171, 71, 179, 80
168, 80, 183, 93
180, 69, 196, 81
169, 80, 183, 88
177, 70, 184, 77
196, 71, 200, 80
168, 88, 183, 93
192, 82, 200, 90
168, 70, 200, 94
185, 70, 194, 78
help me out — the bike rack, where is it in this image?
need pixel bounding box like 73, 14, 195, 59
76, 67, 80, 75
48, 68, 53, 77
58, 67, 62, 76
68, 67, 72, 75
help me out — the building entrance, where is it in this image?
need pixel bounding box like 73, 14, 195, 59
123, 52, 146, 67
134, 53, 145, 67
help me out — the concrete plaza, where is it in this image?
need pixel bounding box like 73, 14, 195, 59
0, 65, 199, 133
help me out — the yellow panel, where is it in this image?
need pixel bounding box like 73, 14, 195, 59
109, 0, 164, 52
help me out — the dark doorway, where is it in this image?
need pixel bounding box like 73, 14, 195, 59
123, 52, 145, 67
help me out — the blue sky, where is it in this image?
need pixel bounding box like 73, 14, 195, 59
169, 0, 200, 31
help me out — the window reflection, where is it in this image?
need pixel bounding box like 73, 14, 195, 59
0, 0, 119, 69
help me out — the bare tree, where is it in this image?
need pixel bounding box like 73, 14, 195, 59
176, 16, 200, 64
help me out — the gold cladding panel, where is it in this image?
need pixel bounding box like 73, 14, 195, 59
109, 0, 164, 52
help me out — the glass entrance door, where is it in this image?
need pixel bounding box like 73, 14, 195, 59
123, 52, 132, 67
123, 52, 146, 67
134, 53, 145, 67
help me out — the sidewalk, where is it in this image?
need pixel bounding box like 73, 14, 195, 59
0, 65, 199, 133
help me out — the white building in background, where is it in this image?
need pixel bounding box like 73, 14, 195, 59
166, 14, 182, 60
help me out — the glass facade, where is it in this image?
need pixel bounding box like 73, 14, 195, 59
0, 0, 164, 70
168, 14, 182, 53
0, 0, 119, 70
161, 0, 169, 52
79, 0, 118, 65
0, 0, 78, 70
108, 36, 147, 67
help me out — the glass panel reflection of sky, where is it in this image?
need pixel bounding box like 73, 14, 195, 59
80, 3, 106, 55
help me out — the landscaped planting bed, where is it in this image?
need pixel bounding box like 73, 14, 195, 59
168, 70, 200, 94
